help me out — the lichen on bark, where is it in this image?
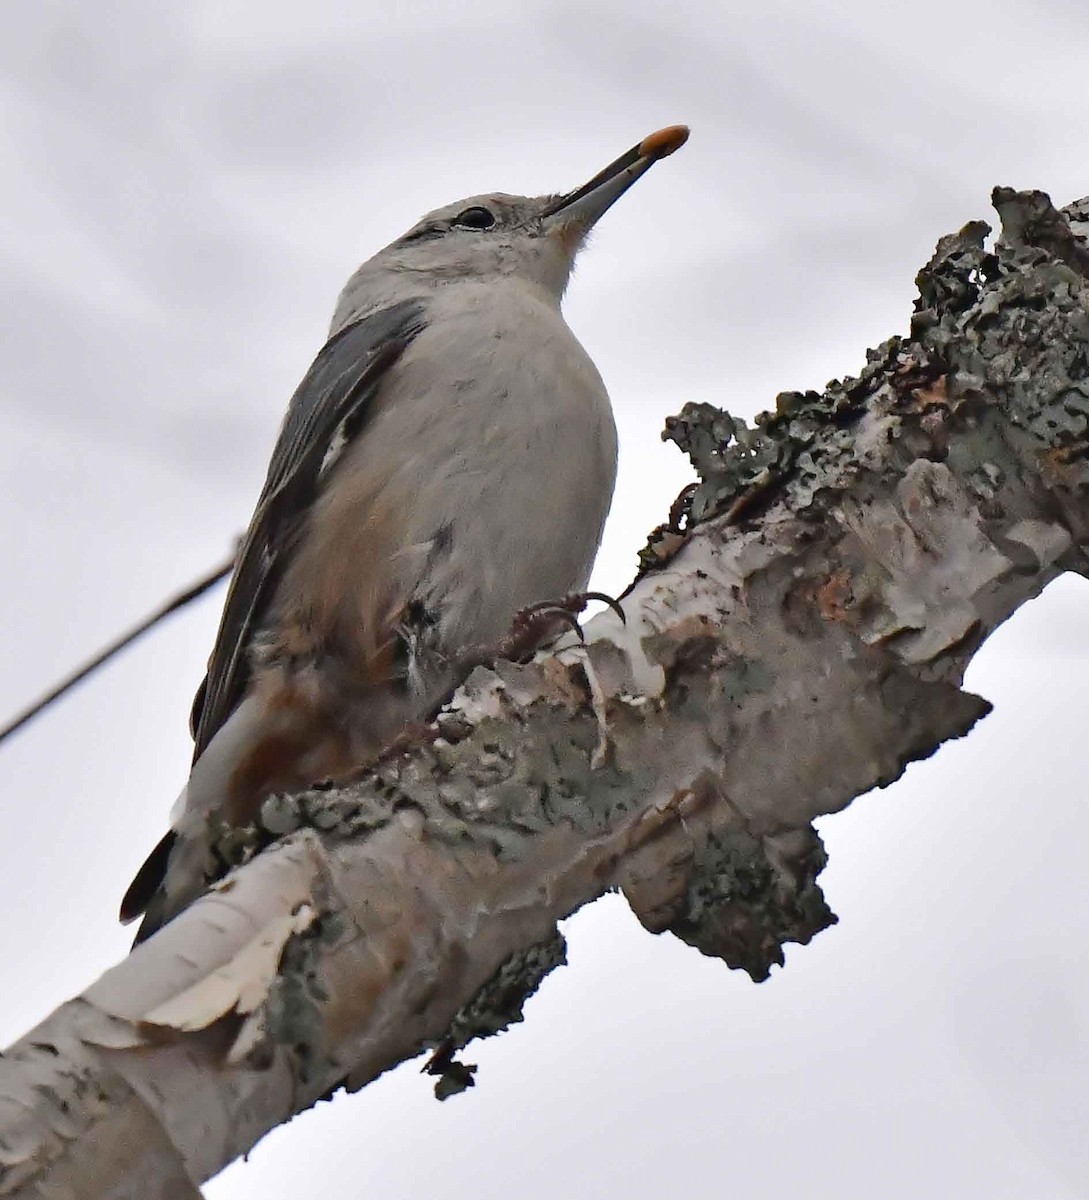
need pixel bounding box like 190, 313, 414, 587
4, 187, 1089, 1199
212, 186, 1089, 1087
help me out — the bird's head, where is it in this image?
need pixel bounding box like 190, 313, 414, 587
331, 125, 689, 329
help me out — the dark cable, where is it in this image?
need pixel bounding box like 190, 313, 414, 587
0, 552, 235, 747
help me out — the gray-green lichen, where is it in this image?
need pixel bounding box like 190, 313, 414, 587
204, 186, 1087, 1100
226, 694, 646, 872
668, 827, 835, 983
425, 928, 567, 1099
916, 198, 1089, 516
239, 916, 338, 1084
640, 189, 1089, 574
643, 336, 904, 571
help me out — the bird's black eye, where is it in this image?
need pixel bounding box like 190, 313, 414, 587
453, 206, 496, 230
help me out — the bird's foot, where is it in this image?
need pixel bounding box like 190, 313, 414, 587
507, 590, 625, 656
459, 591, 625, 671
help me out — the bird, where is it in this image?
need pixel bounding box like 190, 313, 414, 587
120, 124, 690, 943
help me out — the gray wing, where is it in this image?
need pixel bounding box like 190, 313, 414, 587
190, 299, 427, 760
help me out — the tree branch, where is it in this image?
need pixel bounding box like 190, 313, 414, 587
3, 187, 1087, 1198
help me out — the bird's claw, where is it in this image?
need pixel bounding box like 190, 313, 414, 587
581, 590, 627, 625
454, 591, 625, 672
504, 590, 625, 658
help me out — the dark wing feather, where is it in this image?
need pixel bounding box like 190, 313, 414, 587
190, 299, 427, 760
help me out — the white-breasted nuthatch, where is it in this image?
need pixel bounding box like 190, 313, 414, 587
121, 125, 690, 941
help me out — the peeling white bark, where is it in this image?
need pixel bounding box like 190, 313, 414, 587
2, 187, 1088, 1199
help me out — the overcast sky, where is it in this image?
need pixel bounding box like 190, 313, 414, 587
1, 2, 1088, 1197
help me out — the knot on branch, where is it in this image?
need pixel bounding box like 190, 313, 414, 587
667, 826, 836, 984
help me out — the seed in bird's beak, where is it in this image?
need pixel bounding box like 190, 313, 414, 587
638, 125, 690, 160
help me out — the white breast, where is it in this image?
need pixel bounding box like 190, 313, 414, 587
340, 276, 618, 654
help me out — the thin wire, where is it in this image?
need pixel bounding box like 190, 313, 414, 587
0, 552, 235, 747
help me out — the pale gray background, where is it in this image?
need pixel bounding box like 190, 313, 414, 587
1, 2, 1087, 1198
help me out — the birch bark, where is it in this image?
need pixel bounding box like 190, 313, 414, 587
2, 187, 1087, 1199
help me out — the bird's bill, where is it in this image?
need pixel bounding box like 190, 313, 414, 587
542, 125, 689, 235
